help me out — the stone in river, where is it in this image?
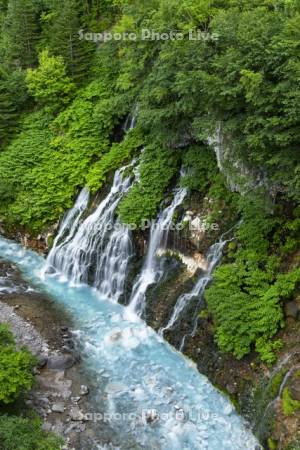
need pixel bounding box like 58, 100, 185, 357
47, 354, 76, 370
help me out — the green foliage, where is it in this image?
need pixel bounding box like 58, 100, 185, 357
0, 324, 15, 346
87, 128, 143, 192
0, 415, 63, 450
118, 144, 180, 226
0, 325, 61, 448
0, 66, 28, 148
181, 145, 218, 193
26, 50, 75, 111
0, 324, 36, 404
281, 387, 300, 416
206, 173, 239, 224
0, 73, 130, 231
269, 370, 286, 399
285, 437, 300, 450
205, 194, 300, 363
0, 111, 53, 228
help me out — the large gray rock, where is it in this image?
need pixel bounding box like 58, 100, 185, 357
47, 354, 76, 370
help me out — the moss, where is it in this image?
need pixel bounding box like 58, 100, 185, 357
46, 235, 54, 250
267, 437, 277, 450
281, 387, 300, 416
199, 309, 209, 320
269, 371, 286, 399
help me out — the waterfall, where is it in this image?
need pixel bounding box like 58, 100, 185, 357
160, 238, 227, 349
44, 164, 134, 302
123, 106, 138, 132
44, 187, 90, 274
127, 186, 187, 317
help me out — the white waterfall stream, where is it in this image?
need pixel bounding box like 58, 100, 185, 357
127, 186, 187, 317
160, 238, 227, 350
44, 187, 90, 275
44, 164, 134, 302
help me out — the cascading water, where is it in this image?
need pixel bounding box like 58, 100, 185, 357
128, 186, 187, 317
44, 187, 90, 275
160, 238, 227, 350
0, 236, 260, 449
44, 164, 134, 302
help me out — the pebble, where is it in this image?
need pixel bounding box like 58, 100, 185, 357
79, 385, 89, 396
52, 402, 65, 413
69, 406, 85, 421
145, 409, 159, 424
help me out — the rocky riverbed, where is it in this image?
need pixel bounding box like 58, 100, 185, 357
0, 260, 111, 450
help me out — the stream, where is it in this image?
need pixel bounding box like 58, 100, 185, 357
0, 236, 260, 450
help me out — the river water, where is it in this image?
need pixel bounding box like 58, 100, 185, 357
0, 236, 260, 450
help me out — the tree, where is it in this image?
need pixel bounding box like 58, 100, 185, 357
42, 0, 94, 83
3, 0, 39, 68
0, 66, 28, 148
26, 49, 75, 111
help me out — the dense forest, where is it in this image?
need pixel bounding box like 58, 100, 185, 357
0, 0, 300, 449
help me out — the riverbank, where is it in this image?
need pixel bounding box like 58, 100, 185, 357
0, 260, 107, 450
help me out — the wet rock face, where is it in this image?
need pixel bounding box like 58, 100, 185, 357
284, 301, 300, 320
144, 258, 194, 331
118, 231, 147, 306
290, 377, 300, 402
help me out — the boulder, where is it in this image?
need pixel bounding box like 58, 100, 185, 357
47, 354, 76, 370
52, 402, 65, 413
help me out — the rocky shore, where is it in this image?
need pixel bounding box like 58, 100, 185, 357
0, 261, 107, 449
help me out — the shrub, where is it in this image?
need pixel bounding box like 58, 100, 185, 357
118, 144, 180, 227
0, 324, 36, 404
205, 194, 300, 364
0, 415, 63, 450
